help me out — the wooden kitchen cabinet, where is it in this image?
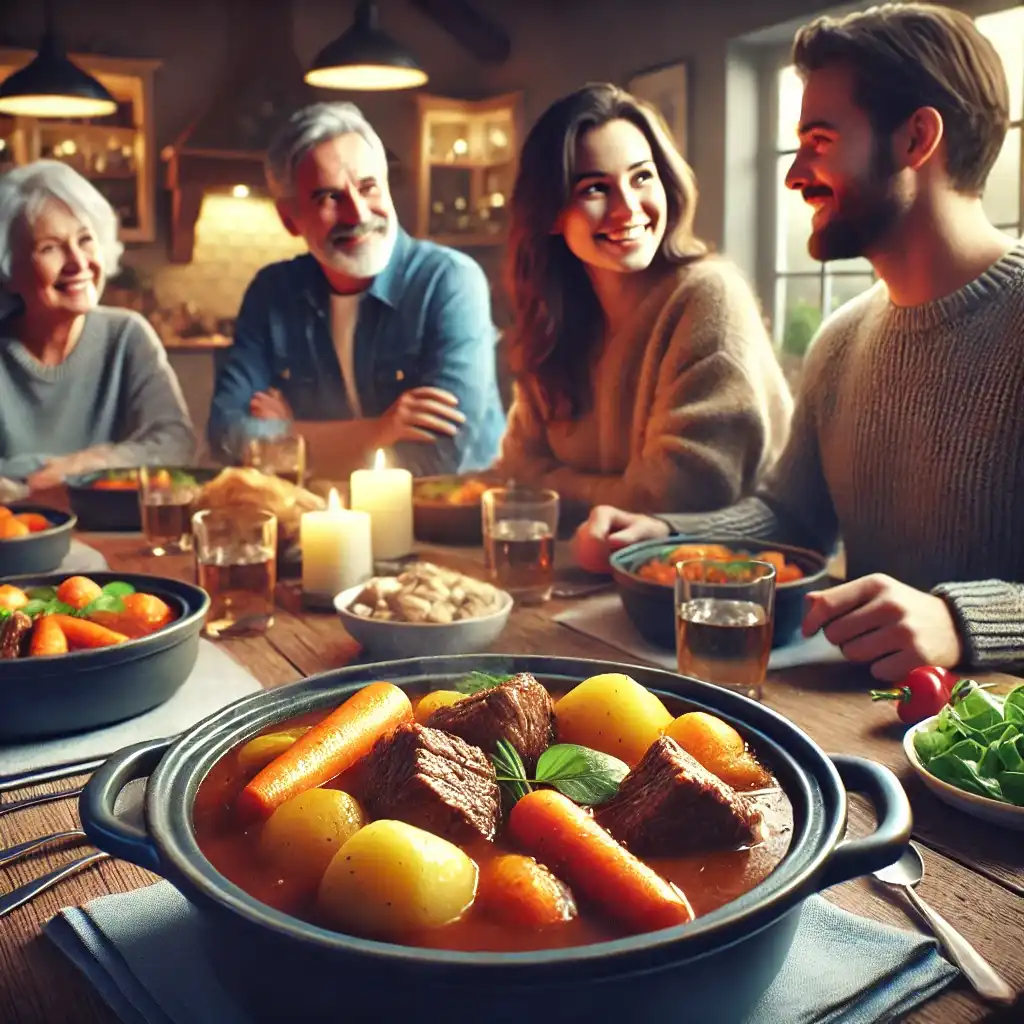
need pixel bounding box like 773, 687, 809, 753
414, 91, 523, 247
0, 49, 160, 242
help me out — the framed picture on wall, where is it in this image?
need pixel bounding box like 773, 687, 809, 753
628, 60, 689, 158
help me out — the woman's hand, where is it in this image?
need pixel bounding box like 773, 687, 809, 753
250, 388, 293, 421
572, 505, 671, 573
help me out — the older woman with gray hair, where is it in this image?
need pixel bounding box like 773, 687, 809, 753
0, 160, 195, 490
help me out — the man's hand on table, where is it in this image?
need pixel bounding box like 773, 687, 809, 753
802, 573, 963, 682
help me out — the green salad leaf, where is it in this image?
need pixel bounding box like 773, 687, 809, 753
101, 581, 136, 597
913, 682, 1024, 806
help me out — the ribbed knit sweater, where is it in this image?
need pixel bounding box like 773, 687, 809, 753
662, 246, 1024, 669
0, 308, 196, 480
496, 258, 793, 513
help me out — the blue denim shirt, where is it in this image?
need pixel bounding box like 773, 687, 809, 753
207, 229, 505, 475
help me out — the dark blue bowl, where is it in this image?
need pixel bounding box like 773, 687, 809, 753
610, 536, 831, 651
0, 504, 75, 576
0, 571, 210, 741
81, 654, 910, 1024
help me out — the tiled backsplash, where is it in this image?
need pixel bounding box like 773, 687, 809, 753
144, 194, 306, 319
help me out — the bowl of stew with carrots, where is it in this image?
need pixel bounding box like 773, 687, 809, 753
80, 653, 909, 1024
0, 570, 209, 741
0, 503, 76, 576
610, 537, 831, 650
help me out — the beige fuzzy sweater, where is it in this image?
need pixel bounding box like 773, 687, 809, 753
495, 259, 794, 513
663, 246, 1024, 669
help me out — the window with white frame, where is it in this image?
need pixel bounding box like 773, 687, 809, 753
770, 5, 1024, 362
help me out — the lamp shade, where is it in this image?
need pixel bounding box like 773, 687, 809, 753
305, 1, 428, 91
0, 32, 117, 118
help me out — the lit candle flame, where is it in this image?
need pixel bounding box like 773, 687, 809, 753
327, 487, 342, 512
373, 448, 386, 471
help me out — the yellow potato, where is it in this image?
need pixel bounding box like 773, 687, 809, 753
317, 820, 478, 939
236, 727, 310, 773
554, 673, 673, 767
414, 689, 467, 725
260, 788, 366, 887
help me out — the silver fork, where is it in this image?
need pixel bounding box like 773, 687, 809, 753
0, 830, 87, 868
0, 852, 109, 919
0, 786, 84, 818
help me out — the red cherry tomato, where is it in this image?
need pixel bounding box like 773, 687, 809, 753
869, 666, 960, 725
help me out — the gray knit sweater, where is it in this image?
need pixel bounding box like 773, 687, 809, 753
662, 246, 1024, 669
0, 307, 195, 479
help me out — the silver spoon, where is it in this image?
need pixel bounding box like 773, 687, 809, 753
873, 842, 1014, 1003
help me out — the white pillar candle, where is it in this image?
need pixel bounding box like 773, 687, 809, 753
300, 488, 374, 606
350, 449, 414, 560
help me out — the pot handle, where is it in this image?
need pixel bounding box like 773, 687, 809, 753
819, 754, 913, 890
79, 736, 173, 874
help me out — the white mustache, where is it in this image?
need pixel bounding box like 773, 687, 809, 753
330, 217, 388, 243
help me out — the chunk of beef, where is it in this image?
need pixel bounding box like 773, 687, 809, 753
0, 611, 32, 659
362, 722, 500, 841
596, 737, 762, 855
426, 673, 555, 768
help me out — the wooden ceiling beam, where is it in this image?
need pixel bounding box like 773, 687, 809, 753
408, 0, 511, 63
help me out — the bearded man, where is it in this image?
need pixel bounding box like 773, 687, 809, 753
573, 3, 1024, 680
208, 102, 505, 476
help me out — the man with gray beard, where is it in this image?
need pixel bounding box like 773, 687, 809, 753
208, 102, 504, 476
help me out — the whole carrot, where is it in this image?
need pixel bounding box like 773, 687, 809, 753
49, 614, 128, 649
29, 615, 68, 656
237, 682, 413, 822
508, 789, 693, 934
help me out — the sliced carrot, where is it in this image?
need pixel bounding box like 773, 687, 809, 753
14, 512, 52, 532
0, 518, 29, 538
56, 576, 103, 610
477, 853, 577, 929
237, 682, 413, 822
48, 614, 128, 649
508, 789, 694, 934
121, 592, 174, 632
29, 615, 69, 656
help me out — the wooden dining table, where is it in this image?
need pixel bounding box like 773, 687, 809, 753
1, 529, 1022, 1024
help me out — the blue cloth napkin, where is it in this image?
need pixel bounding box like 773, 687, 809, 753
45, 883, 957, 1024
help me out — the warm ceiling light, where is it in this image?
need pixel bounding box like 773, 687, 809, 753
305, 0, 428, 92
231, 184, 250, 198
0, 25, 117, 119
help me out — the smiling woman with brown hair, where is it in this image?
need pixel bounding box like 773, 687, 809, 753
0, 160, 195, 490
495, 83, 792, 514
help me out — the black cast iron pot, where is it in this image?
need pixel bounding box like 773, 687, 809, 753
0, 504, 75, 575
81, 654, 911, 1024
0, 571, 209, 741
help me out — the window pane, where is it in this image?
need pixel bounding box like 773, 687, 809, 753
775, 274, 821, 355
977, 6, 1024, 122
776, 154, 817, 273
983, 126, 1020, 228
776, 64, 804, 149
827, 256, 873, 274
825, 274, 875, 316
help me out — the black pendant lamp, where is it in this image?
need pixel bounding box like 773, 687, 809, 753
0, 2, 116, 118
305, 0, 428, 92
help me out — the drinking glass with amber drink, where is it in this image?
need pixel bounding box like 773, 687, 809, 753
138, 466, 201, 555
675, 558, 776, 700
193, 508, 277, 638
481, 487, 559, 604
243, 433, 307, 486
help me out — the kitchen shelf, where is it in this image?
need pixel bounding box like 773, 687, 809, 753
415, 92, 523, 247
0, 49, 160, 242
